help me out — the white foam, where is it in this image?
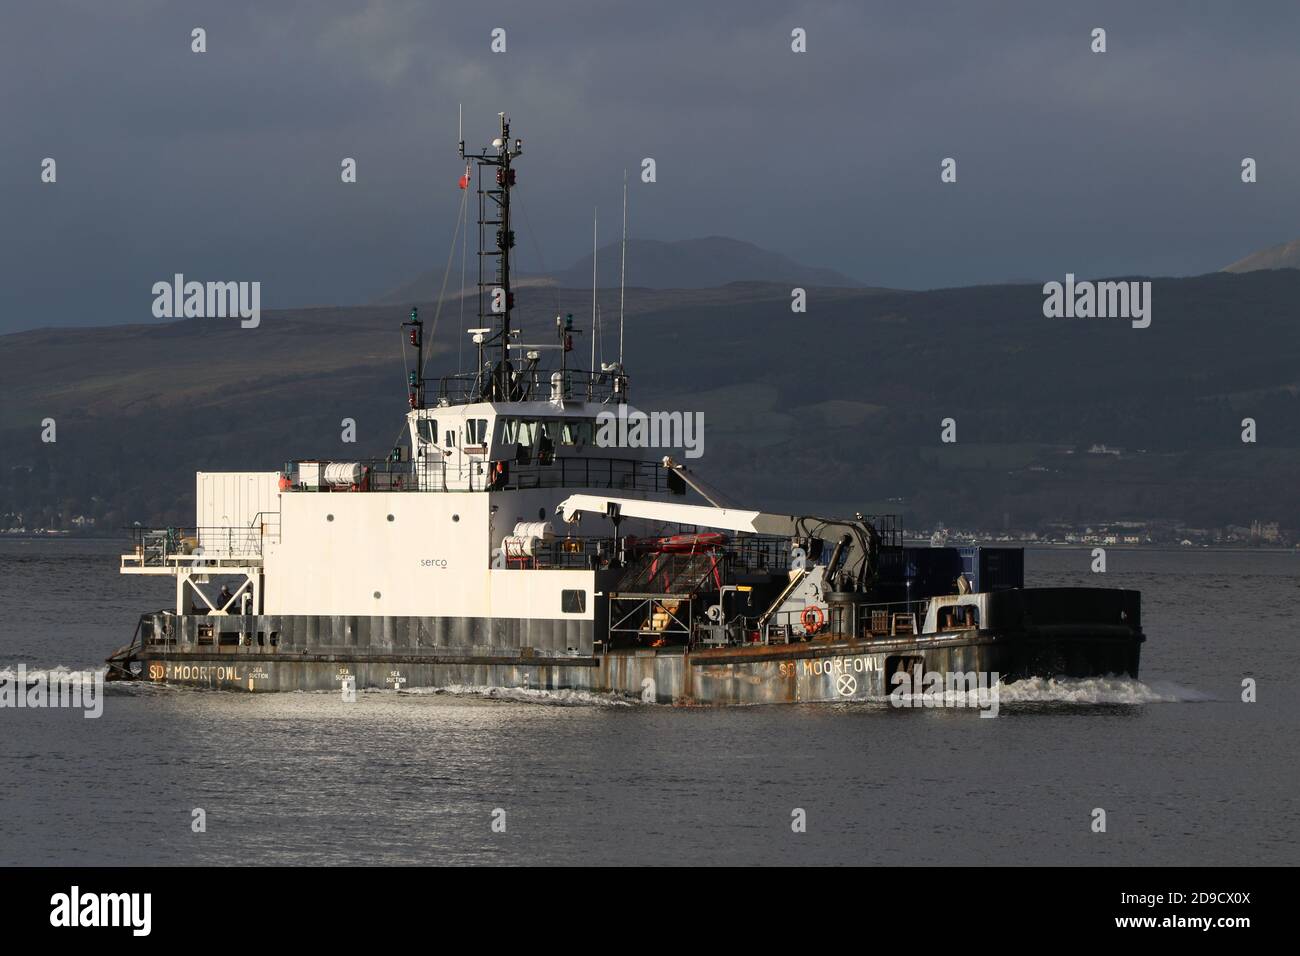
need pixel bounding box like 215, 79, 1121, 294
0, 665, 105, 685
5, 667, 1204, 708
394, 683, 637, 707
993, 676, 1214, 705
885, 689, 996, 708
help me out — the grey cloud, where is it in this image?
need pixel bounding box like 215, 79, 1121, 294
2, 0, 1299, 331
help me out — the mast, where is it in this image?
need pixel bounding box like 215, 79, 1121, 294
461, 112, 523, 401
619, 170, 627, 366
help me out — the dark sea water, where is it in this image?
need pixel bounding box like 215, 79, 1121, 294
1, 538, 1296, 866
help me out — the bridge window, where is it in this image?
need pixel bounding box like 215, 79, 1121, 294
939, 605, 979, 630
538, 422, 556, 464
467, 419, 488, 444
561, 421, 592, 446
561, 589, 587, 613
419, 419, 438, 444
499, 418, 537, 445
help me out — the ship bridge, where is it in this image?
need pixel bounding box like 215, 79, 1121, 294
271, 395, 682, 497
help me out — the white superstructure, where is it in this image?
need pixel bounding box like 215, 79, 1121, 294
125, 395, 686, 624
121, 112, 691, 633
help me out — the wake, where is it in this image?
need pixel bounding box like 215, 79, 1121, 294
993, 676, 1214, 705
390, 684, 637, 708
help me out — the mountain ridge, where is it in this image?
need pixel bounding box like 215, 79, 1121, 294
1222, 237, 1300, 273
375, 236, 869, 304
5, 270, 1300, 534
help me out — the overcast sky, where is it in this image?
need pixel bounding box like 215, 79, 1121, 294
2, 0, 1299, 332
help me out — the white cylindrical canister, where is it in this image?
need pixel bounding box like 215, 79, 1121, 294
512, 521, 554, 541
322, 462, 365, 485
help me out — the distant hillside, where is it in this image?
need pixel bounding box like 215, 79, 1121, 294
555, 237, 867, 290
1223, 238, 1300, 273
375, 236, 869, 303
4, 273, 1300, 532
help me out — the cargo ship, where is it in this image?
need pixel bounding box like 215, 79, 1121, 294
105, 113, 1144, 704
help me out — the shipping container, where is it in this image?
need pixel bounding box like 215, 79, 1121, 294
878, 547, 965, 598
959, 546, 1024, 592
195, 472, 281, 556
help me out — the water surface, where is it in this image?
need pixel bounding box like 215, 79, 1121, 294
1, 539, 1295, 865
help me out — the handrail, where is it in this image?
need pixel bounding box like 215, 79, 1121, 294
281, 455, 677, 495
123, 525, 265, 567
763, 598, 932, 643
435, 367, 628, 405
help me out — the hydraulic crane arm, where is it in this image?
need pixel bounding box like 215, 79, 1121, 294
555, 494, 880, 589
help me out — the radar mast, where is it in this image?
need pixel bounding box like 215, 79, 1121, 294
460, 112, 522, 401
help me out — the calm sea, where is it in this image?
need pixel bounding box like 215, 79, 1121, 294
1, 538, 1296, 865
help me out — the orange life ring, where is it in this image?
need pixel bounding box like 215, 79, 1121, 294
801, 605, 826, 634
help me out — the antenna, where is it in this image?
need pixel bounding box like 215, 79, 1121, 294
619, 169, 627, 365
591, 207, 597, 388
403, 308, 424, 408
458, 158, 469, 374
457, 104, 466, 375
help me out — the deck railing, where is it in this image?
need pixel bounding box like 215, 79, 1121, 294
123, 525, 268, 568
282, 455, 680, 495
435, 368, 626, 405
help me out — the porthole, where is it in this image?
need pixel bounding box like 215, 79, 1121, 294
387, 514, 395, 522
326, 514, 334, 522
452, 514, 460, 522
373, 591, 382, 599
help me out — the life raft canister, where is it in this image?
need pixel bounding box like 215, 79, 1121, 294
801, 604, 826, 634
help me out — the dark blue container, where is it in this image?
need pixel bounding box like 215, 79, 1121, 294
879, 547, 965, 598
959, 547, 1024, 592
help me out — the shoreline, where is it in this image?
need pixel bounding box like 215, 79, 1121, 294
1, 533, 1295, 555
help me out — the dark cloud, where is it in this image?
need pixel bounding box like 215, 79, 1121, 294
2, 0, 1298, 331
